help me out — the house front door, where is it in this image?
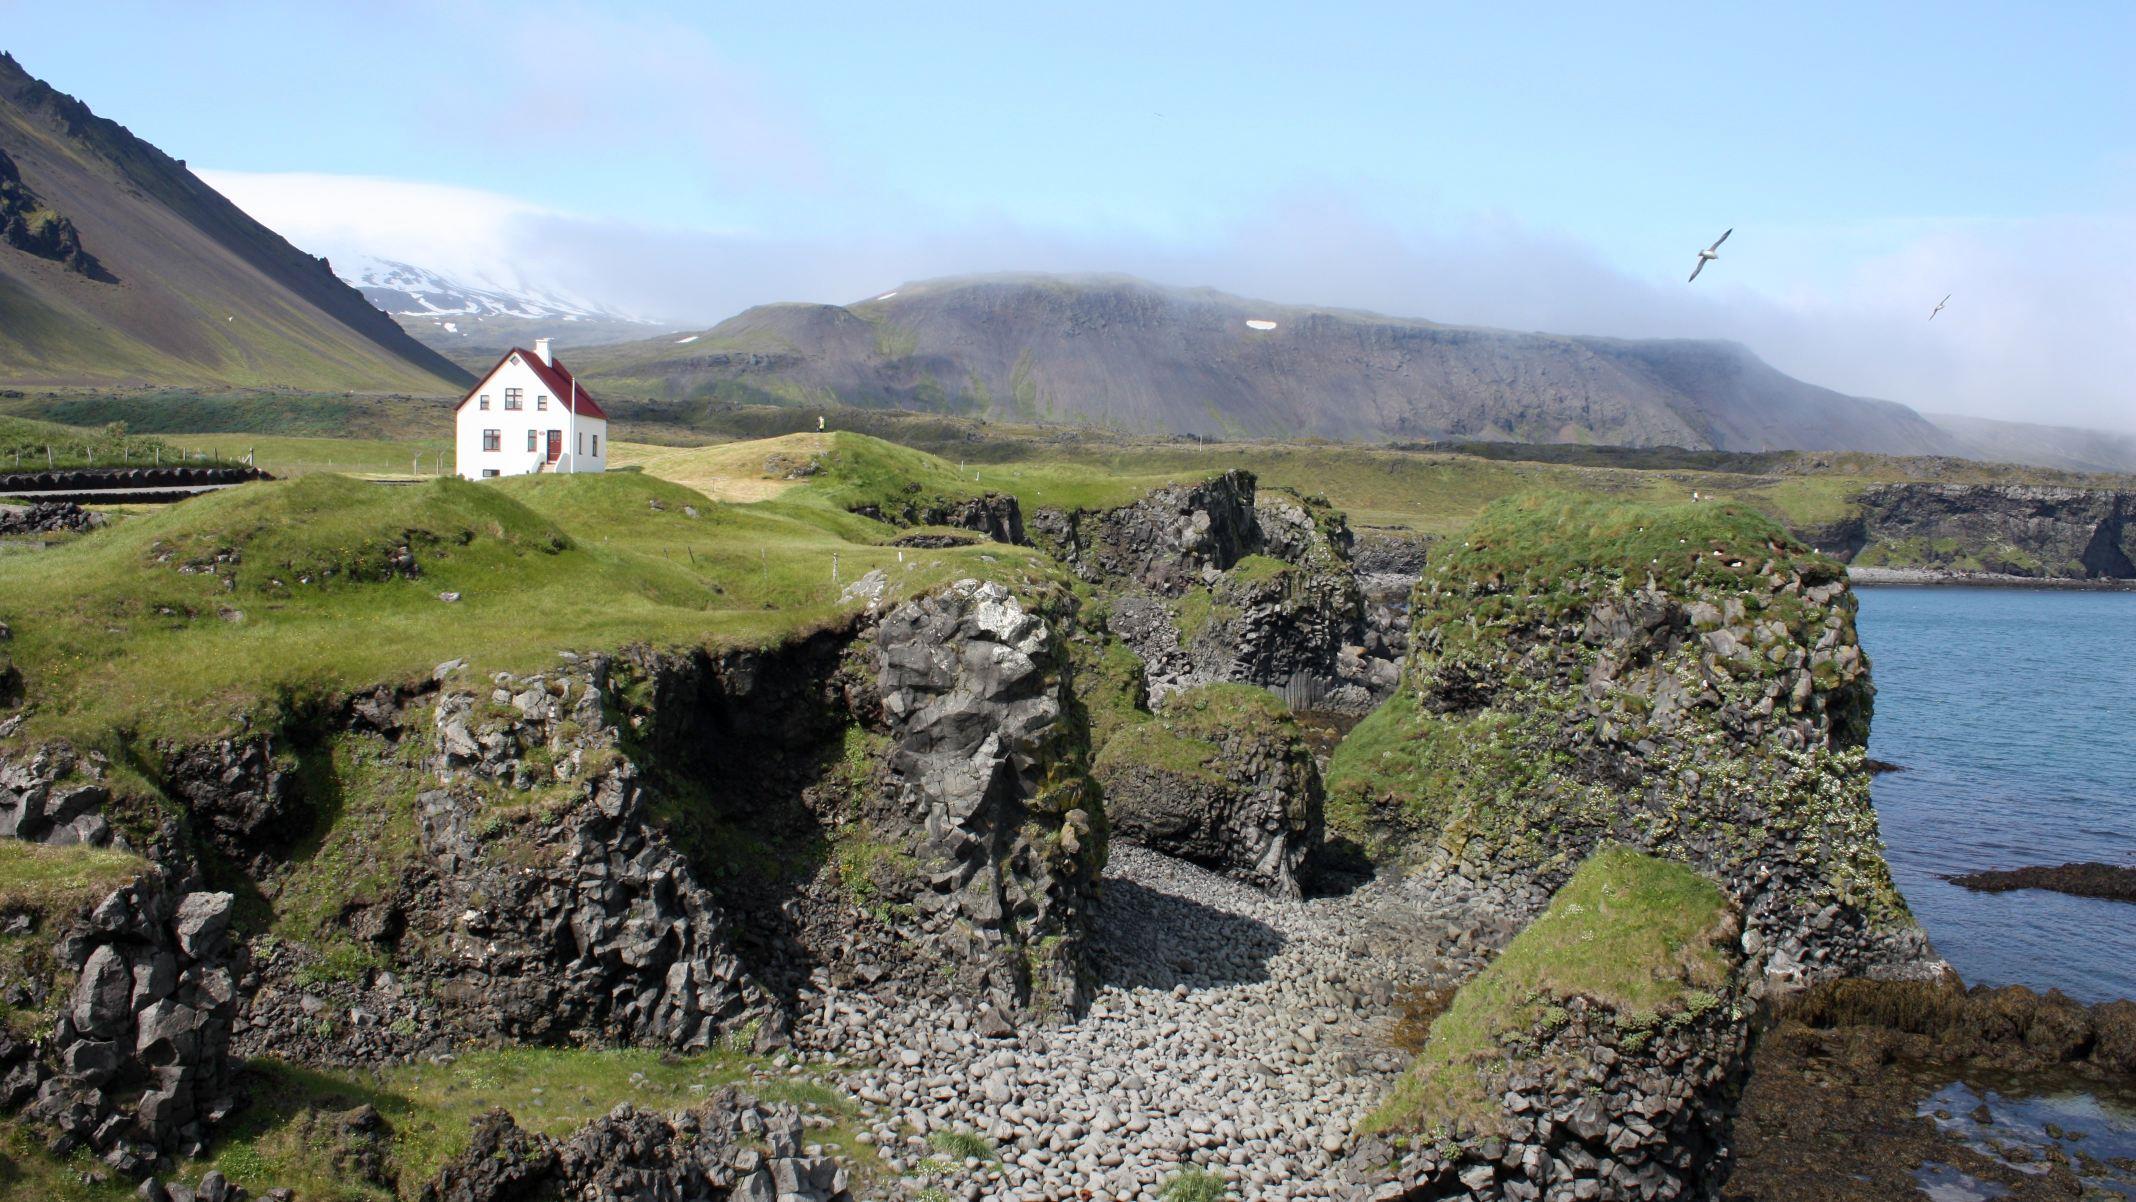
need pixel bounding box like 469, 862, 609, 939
546, 430, 562, 463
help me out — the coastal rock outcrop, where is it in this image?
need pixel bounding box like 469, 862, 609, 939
1329, 494, 1936, 988
1824, 482, 2136, 580
239, 658, 772, 1060
1093, 683, 1324, 897
1348, 848, 1752, 1202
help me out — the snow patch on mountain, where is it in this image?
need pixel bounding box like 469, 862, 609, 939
336, 255, 646, 325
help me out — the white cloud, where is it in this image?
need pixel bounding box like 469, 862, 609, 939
201, 169, 2135, 434
201, 169, 560, 294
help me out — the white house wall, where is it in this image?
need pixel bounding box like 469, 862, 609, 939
454, 354, 608, 478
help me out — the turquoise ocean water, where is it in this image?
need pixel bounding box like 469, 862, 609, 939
1855, 586, 2136, 1003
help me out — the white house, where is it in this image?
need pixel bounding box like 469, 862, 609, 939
454, 338, 608, 479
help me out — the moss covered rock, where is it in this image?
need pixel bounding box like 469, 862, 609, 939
1351, 847, 1751, 1202
1093, 683, 1324, 897
1329, 493, 1933, 987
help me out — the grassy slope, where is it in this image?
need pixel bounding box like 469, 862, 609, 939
0, 469, 1055, 748
1365, 846, 1735, 1135
0, 414, 175, 471
0, 390, 454, 442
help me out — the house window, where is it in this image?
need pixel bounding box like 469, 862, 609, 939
481, 469, 500, 478
537, 395, 548, 411
577, 432, 584, 455
482, 429, 500, 452
526, 430, 538, 452
479, 394, 491, 411
504, 388, 524, 410
591, 433, 600, 456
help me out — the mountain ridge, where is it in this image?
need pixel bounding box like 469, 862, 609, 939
0, 52, 469, 393
573, 272, 1964, 457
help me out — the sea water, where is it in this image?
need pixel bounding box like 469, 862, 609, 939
1854, 586, 2136, 1003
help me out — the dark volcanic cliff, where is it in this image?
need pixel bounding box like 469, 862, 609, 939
1830, 482, 2136, 580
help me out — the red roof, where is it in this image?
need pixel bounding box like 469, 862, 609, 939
455, 347, 609, 420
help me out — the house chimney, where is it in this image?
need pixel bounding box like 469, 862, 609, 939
534, 337, 553, 366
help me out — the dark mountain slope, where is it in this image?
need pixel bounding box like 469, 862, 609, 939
576, 273, 1960, 455
0, 52, 468, 392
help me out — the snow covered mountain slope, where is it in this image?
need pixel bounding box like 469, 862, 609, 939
337, 255, 671, 365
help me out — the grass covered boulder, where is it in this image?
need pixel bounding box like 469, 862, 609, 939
1353, 846, 1750, 1202
1093, 682, 1323, 896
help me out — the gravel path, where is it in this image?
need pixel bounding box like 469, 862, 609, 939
799, 844, 1442, 1201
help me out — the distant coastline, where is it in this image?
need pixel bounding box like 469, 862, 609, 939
1849, 566, 2136, 591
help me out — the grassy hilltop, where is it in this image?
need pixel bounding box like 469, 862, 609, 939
0, 445, 1063, 750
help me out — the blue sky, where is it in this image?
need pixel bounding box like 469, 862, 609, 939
5, 1, 2133, 426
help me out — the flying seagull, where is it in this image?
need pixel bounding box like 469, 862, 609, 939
1930, 293, 1951, 320
1687, 228, 1731, 282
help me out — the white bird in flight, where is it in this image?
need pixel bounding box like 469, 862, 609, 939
1687, 228, 1731, 282
1930, 293, 1951, 320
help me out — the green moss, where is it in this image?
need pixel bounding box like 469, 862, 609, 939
1064, 631, 1150, 757
1364, 847, 1736, 1135
1172, 586, 1217, 643
1324, 689, 1555, 858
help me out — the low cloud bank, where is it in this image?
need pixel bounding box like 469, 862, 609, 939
206, 169, 2134, 434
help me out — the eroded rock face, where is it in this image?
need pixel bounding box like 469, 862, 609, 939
873, 579, 1104, 1015
1339, 500, 1937, 989
15, 873, 242, 1175
0, 145, 110, 280
1350, 992, 1753, 1202
853, 492, 1026, 545
1093, 685, 1325, 897
1030, 472, 1394, 712
1838, 483, 2136, 580
156, 736, 292, 862
1031, 470, 1263, 591
0, 744, 123, 848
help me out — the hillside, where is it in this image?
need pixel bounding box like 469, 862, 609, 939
574, 273, 1962, 456
1927, 412, 2136, 475
0, 53, 468, 393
